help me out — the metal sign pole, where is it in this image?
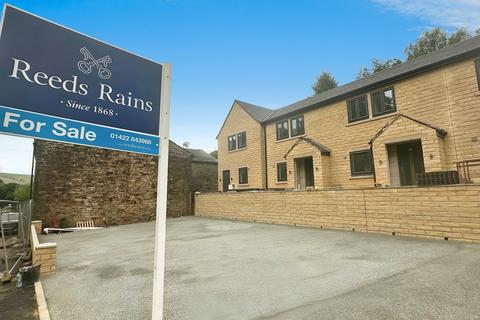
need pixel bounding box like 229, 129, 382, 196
152, 63, 171, 320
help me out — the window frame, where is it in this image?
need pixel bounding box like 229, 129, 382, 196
227, 134, 237, 151
276, 162, 288, 182
237, 131, 247, 149
290, 115, 305, 137
276, 119, 290, 140
349, 149, 373, 176
238, 167, 248, 184
347, 95, 369, 123
371, 87, 397, 117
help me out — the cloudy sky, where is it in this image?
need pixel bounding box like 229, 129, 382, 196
0, 0, 479, 174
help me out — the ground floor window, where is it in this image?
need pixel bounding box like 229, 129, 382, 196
239, 167, 248, 184
277, 162, 287, 182
350, 149, 372, 176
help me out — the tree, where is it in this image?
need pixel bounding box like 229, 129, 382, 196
312, 72, 338, 95
14, 184, 30, 201
356, 58, 402, 79
210, 150, 218, 159
405, 27, 474, 61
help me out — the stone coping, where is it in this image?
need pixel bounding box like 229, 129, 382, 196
31, 224, 57, 250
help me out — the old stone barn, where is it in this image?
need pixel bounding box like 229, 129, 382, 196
32, 140, 217, 227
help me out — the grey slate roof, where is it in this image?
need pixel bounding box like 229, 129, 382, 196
186, 149, 218, 163
260, 35, 480, 122
284, 137, 331, 158
235, 100, 273, 122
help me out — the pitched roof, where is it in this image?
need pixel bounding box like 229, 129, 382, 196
186, 148, 218, 163
235, 100, 273, 122
248, 36, 480, 123
284, 137, 331, 159
216, 100, 273, 138
369, 114, 447, 144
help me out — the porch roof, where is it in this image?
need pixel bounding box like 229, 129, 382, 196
369, 113, 448, 144
284, 137, 331, 159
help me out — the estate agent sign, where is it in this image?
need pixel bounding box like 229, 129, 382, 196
0, 5, 171, 319
0, 5, 162, 155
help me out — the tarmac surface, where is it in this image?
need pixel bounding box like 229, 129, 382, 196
41, 216, 480, 320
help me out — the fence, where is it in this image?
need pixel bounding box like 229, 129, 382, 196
195, 185, 480, 242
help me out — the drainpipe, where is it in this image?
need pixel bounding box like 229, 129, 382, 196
263, 125, 269, 190
369, 141, 377, 186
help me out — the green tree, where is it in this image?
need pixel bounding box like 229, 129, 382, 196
312, 72, 338, 95
0, 181, 17, 200
356, 58, 402, 79
14, 184, 30, 201
405, 27, 474, 61
210, 150, 218, 159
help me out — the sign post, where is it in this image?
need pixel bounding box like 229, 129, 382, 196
152, 63, 171, 319
0, 5, 170, 318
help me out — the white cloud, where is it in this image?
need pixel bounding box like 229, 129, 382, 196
372, 0, 480, 31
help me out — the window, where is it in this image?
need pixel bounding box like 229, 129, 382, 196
238, 167, 248, 184
276, 120, 289, 140
290, 115, 305, 136
237, 131, 247, 149
475, 59, 480, 90
350, 150, 372, 176
371, 88, 396, 116
347, 95, 369, 122
277, 162, 287, 182
228, 135, 237, 151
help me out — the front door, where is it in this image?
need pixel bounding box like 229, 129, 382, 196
222, 170, 230, 192
397, 140, 425, 186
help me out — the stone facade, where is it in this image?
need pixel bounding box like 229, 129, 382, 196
217, 102, 267, 191
218, 58, 480, 190
32, 140, 192, 227
196, 185, 480, 242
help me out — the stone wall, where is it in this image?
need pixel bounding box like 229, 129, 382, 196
195, 184, 480, 242
33, 140, 192, 226
192, 161, 218, 192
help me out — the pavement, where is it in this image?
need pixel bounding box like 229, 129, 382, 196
41, 216, 480, 320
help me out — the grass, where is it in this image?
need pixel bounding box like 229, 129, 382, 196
0, 172, 31, 185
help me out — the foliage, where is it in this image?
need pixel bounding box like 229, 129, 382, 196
356, 58, 403, 79
0, 181, 17, 200
312, 72, 338, 95
210, 150, 218, 159
14, 184, 31, 201
405, 27, 474, 61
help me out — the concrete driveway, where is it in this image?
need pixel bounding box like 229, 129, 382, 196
41, 217, 480, 320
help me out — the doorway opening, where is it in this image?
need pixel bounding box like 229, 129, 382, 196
387, 140, 425, 186
295, 156, 314, 189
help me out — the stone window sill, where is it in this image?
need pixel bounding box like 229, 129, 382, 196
346, 112, 397, 127
275, 133, 306, 143
227, 147, 247, 154
349, 175, 374, 180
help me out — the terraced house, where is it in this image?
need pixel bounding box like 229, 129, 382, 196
217, 36, 480, 192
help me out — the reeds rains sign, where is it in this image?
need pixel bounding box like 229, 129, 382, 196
0, 5, 162, 155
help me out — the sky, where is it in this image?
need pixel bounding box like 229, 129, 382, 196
0, 0, 479, 174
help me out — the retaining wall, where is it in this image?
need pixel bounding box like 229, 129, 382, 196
195, 185, 480, 242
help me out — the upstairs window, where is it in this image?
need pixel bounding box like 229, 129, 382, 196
228, 134, 237, 151
347, 95, 369, 123
238, 167, 248, 184
475, 59, 480, 90
371, 88, 396, 116
350, 150, 372, 176
290, 115, 305, 136
277, 162, 287, 182
237, 131, 247, 149
276, 120, 289, 140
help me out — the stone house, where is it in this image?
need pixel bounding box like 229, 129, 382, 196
32, 140, 194, 227
186, 148, 218, 192
217, 36, 480, 191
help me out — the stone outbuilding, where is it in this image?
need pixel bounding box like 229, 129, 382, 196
186, 148, 218, 192
32, 140, 194, 227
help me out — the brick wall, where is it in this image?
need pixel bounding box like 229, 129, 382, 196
33, 140, 192, 226
195, 185, 480, 242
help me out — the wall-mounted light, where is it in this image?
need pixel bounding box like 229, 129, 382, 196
429, 154, 434, 160
315, 167, 319, 171
378, 159, 382, 165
